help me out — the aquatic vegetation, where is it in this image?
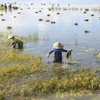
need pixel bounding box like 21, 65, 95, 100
46, 20, 50, 22
0, 32, 4, 37
47, 14, 50, 16
0, 14, 3, 16
66, 49, 72, 59
57, 13, 60, 15
14, 16, 16, 18
85, 8, 89, 11
0, 94, 4, 100
17, 12, 21, 14
19, 70, 100, 95
94, 53, 100, 57
7, 26, 12, 30
74, 23, 78, 26
27, 32, 39, 42
13, 6, 18, 10
84, 48, 92, 52
42, 33, 49, 41
51, 21, 56, 24
84, 19, 89, 22
1, 19, 5, 21
39, 18, 43, 21
0, 48, 99, 99
91, 14, 94, 16
84, 30, 90, 33
67, 60, 77, 64
35, 12, 38, 13
84, 11, 87, 14
0, 6, 5, 10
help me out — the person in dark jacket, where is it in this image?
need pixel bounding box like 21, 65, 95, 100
47, 42, 67, 63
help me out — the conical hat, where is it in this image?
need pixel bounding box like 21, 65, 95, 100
8, 34, 15, 39
53, 42, 64, 49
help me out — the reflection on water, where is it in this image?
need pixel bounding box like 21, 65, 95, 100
0, 3, 100, 68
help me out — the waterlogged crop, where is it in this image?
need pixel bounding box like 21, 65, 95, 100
0, 6, 5, 10
0, 49, 100, 99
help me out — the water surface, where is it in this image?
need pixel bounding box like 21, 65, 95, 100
0, 2, 100, 68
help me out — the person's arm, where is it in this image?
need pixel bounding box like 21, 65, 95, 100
12, 42, 16, 48
62, 48, 67, 52
49, 49, 54, 54
47, 49, 54, 58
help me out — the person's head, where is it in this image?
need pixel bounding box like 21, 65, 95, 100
8, 34, 15, 40
53, 42, 64, 49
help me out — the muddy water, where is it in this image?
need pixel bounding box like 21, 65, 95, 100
0, 3, 100, 68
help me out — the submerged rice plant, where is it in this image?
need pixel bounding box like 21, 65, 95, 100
0, 6, 5, 10
0, 47, 99, 99
27, 32, 39, 42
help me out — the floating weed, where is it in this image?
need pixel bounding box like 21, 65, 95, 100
39, 18, 43, 21
7, 26, 12, 30
84, 48, 92, 52
94, 52, 100, 57
84, 30, 90, 34
0, 13, 3, 16
1, 19, 5, 21
91, 14, 94, 16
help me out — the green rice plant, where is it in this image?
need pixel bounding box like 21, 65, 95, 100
85, 8, 89, 11
27, 32, 39, 42
0, 94, 5, 100
0, 32, 4, 38
0, 50, 32, 62
19, 69, 100, 95
42, 33, 49, 41
7, 26, 12, 30
0, 46, 100, 99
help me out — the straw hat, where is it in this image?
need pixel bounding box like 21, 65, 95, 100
8, 34, 15, 39
53, 42, 64, 49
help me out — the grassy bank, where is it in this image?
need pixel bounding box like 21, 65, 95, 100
0, 48, 100, 100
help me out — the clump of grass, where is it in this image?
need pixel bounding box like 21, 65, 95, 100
20, 70, 100, 95
0, 94, 5, 100
0, 32, 4, 37
74, 23, 78, 26
84, 30, 90, 33
0, 6, 5, 10
39, 18, 43, 21
13, 6, 18, 10
91, 14, 94, 16
85, 8, 89, 11
27, 32, 39, 42
0, 13, 3, 16
1, 19, 5, 21
0, 47, 100, 99
42, 33, 49, 41
7, 26, 12, 30
51, 21, 56, 24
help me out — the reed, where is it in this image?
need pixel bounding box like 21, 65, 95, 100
27, 32, 39, 42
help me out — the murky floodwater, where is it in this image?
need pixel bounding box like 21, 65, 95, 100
0, 1, 100, 68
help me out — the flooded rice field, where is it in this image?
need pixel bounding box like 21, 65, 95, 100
0, 2, 100, 68
0, 1, 100, 100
